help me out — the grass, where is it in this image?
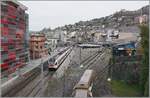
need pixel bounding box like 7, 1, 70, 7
110, 80, 141, 97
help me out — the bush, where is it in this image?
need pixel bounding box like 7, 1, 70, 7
139, 25, 149, 96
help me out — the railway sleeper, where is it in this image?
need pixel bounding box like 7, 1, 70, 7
2, 68, 41, 97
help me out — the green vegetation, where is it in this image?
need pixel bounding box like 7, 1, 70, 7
139, 25, 149, 96
111, 80, 141, 97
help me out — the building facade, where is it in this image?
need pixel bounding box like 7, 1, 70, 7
1, 1, 29, 72
134, 14, 149, 24
112, 42, 136, 56
45, 38, 59, 51
30, 34, 48, 59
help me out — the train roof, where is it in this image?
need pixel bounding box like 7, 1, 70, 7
78, 44, 101, 48
80, 70, 94, 83
113, 41, 136, 49
55, 48, 71, 62
75, 70, 95, 89
75, 89, 88, 97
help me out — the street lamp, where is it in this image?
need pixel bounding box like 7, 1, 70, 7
79, 46, 82, 66
63, 67, 66, 97
40, 55, 44, 96
8, 57, 21, 80
16, 57, 21, 77
28, 48, 31, 62
8, 65, 13, 80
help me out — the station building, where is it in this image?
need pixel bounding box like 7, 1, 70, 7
112, 42, 136, 56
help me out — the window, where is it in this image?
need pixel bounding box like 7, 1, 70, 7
35, 46, 38, 49
40, 46, 42, 49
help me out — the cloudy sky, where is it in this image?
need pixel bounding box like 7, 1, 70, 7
20, 1, 148, 31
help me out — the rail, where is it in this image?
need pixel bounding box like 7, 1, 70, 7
72, 48, 108, 97
1, 67, 40, 97
25, 47, 73, 97
1, 46, 73, 97
82, 50, 104, 69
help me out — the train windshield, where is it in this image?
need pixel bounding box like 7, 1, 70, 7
54, 62, 57, 65
49, 58, 55, 63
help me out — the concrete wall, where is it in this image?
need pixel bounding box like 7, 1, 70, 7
53, 47, 74, 78
53, 47, 102, 78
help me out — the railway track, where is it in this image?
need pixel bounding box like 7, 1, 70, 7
7, 47, 73, 97
3, 68, 40, 97
27, 71, 55, 97
72, 48, 107, 97
12, 71, 55, 97
29, 47, 73, 97
14, 72, 41, 96
3, 46, 105, 97
81, 49, 105, 69
81, 51, 100, 64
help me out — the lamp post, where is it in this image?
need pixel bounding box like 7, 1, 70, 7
8, 65, 13, 80
28, 48, 31, 62
63, 67, 66, 97
8, 57, 20, 80
40, 55, 44, 96
16, 57, 21, 77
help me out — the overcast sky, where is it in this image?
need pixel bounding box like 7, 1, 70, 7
20, 1, 148, 31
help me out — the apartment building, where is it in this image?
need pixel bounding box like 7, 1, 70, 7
1, 1, 29, 72
29, 34, 48, 59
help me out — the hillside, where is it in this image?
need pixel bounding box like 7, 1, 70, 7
37, 5, 149, 35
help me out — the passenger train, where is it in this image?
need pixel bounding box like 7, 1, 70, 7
74, 69, 95, 97
48, 47, 72, 70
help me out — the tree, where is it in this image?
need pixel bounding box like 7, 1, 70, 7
139, 25, 149, 96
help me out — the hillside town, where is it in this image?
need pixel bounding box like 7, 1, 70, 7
31, 5, 149, 53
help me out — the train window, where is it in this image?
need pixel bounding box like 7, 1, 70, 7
80, 84, 85, 86
57, 61, 60, 65
49, 58, 52, 61
55, 62, 57, 65
35, 46, 38, 49
50, 58, 55, 62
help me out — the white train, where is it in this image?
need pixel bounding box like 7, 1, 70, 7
48, 47, 72, 70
